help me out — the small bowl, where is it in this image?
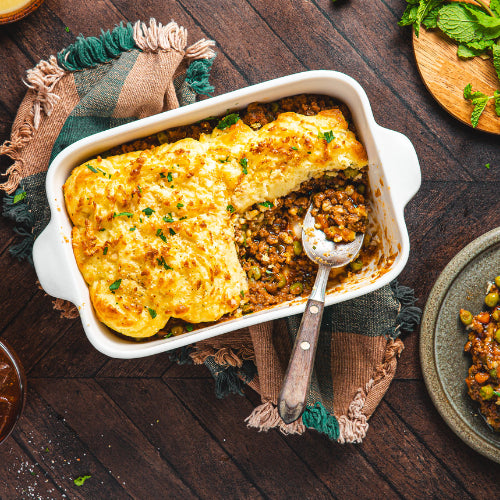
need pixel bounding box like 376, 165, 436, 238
0, 0, 45, 25
0, 340, 26, 445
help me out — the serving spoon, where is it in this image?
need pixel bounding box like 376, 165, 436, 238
278, 205, 364, 424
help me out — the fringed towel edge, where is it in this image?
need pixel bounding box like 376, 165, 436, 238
245, 400, 306, 435
383, 280, 422, 339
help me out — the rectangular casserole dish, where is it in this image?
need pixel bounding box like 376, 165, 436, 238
33, 70, 421, 358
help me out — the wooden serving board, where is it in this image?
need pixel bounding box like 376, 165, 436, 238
413, 25, 500, 134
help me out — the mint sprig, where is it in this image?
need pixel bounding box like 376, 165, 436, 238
400, 0, 500, 128
463, 84, 500, 127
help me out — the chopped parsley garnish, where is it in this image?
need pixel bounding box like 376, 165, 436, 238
103, 246, 108, 255
239, 157, 248, 174
74, 475, 91, 486
177, 203, 184, 208
157, 256, 173, 270
86, 164, 107, 176
148, 307, 157, 319
113, 212, 133, 218
217, 113, 240, 130
180, 216, 187, 220
142, 207, 155, 216
169, 228, 176, 236
259, 201, 274, 208
486, 163, 491, 169
167, 172, 173, 182
265, 269, 273, 274
291, 146, 298, 150
160, 172, 166, 178
13, 191, 26, 204
137, 185, 142, 193
226, 204, 235, 213
186, 324, 194, 332
65, 26, 70, 33
494, 390, 500, 397
170, 185, 174, 189
318, 130, 335, 143
99, 228, 105, 232
129, 226, 136, 231
157, 229, 167, 242
218, 156, 230, 163
240, 290, 245, 298
163, 214, 174, 223
109, 279, 121, 291
164, 332, 173, 338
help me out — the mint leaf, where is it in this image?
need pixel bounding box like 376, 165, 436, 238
399, 3, 419, 27
422, 3, 442, 29
466, 39, 495, 51
463, 83, 488, 100
457, 44, 482, 59
471, 96, 489, 127
437, 3, 499, 43
74, 475, 91, 486
494, 90, 500, 116
414, 0, 442, 37
463, 83, 473, 99
493, 44, 500, 81
463, 4, 500, 40
491, 0, 500, 17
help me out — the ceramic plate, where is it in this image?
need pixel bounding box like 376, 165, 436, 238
421, 227, 500, 464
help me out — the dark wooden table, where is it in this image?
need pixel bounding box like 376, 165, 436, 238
1, 0, 499, 498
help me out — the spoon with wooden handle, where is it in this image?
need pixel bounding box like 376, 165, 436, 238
277, 204, 364, 424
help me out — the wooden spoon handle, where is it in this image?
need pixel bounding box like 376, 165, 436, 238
278, 298, 325, 424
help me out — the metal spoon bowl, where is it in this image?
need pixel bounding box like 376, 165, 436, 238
278, 204, 364, 424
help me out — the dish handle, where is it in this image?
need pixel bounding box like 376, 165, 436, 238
375, 125, 421, 210
32, 220, 80, 305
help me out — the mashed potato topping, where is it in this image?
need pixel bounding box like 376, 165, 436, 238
64, 109, 367, 338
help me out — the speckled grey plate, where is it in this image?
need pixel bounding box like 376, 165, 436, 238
421, 227, 500, 464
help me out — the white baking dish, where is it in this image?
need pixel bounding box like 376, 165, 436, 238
33, 70, 420, 358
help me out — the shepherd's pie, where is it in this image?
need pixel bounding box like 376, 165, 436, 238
64, 107, 368, 338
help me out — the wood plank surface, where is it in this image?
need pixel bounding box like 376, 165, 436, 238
0, 0, 499, 498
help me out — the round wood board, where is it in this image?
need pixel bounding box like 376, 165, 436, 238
413, 27, 500, 134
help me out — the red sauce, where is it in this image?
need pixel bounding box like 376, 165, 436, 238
0, 343, 24, 443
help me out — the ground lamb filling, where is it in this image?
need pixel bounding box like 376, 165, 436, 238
460, 281, 500, 432
104, 94, 381, 340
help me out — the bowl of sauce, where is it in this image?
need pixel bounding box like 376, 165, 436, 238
0, 340, 26, 445
0, 0, 44, 24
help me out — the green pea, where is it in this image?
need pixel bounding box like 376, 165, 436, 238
343, 167, 358, 179
241, 303, 253, 314
350, 259, 363, 272
293, 240, 303, 256
479, 384, 494, 400
248, 266, 261, 280
290, 282, 303, 295
157, 131, 169, 144
459, 310, 473, 325
276, 273, 287, 288
485, 292, 499, 308
495, 329, 500, 343
492, 309, 500, 322
171, 326, 184, 336
495, 276, 500, 288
